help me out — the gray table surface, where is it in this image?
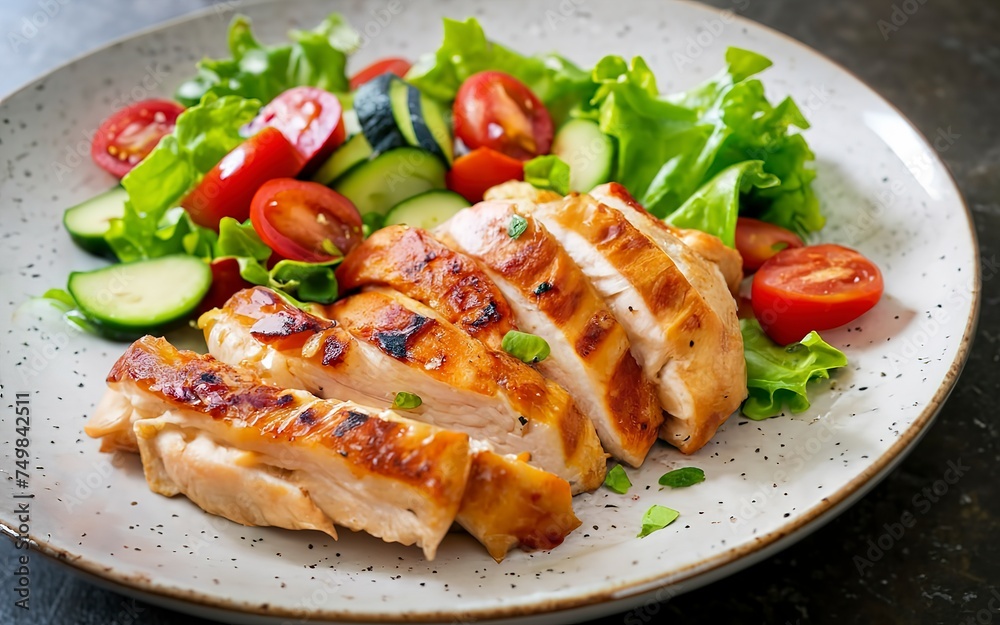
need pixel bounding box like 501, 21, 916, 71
1, 1, 998, 623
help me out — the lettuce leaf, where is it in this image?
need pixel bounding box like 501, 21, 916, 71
587, 48, 822, 237
665, 161, 778, 247
105, 94, 259, 262
741, 319, 848, 420
524, 155, 571, 196
405, 17, 594, 121
176, 14, 358, 107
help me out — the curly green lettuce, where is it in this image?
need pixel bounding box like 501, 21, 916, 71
741, 319, 848, 420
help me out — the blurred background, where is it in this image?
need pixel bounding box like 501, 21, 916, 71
0, 1, 997, 623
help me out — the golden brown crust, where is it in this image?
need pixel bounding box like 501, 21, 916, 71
107, 336, 470, 503
437, 200, 662, 465
534, 194, 745, 453
335, 226, 516, 351
457, 451, 581, 562
329, 289, 606, 490
591, 183, 744, 295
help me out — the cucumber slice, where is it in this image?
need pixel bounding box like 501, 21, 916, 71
354, 73, 407, 154
408, 88, 453, 164
63, 187, 127, 258
552, 119, 614, 193
384, 190, 470, 230
334, 147, 447, 216
389, 78, 419, 147
68, 255, 212, 340
312, 133, 373, 185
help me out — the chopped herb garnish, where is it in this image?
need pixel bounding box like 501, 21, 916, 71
508, 214, 528, 239
392, 392, 422, 410
501, 330, 550, 364
604, 464, 632, 494
533, 282, 552, 295
658, 467, 706, 489
637, 505, 679, 538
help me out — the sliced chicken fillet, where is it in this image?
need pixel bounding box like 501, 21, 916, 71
336, 225, 517, 351
590, 182, 744, 296
199, 288, 584, 558
200, 287, 606, 493
436, 200, 662, 466
528, 194, 746, 453
85, 336, 472, 559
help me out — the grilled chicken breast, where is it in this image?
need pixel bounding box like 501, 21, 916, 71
436, 201, 662, 467
201, 287, 606, 493
84, 336, 472, 560
527, 194, 746, 453
590, 183, 744, 295
336, 225, 516, 352
200, 289, 583, 559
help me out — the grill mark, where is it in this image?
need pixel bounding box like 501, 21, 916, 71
333, 410, 370, 437
468, 300, 500, 328
321, 333, 349, 365
250, 309, 331, 340
575, 311, 614, 358
297, 407, 317, 426
373, 314, 430, 359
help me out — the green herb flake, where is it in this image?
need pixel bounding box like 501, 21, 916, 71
508, 214, 528, 239
523, 155, 571, 196
501, 330, 551, 364
637, 505, 680, 538
604, 464, 632, 494
658, 467, 706, 489
533, 282, 552, 295
393, 392, 422, 410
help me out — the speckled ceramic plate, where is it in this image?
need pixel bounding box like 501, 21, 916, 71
0, 0, 979, 623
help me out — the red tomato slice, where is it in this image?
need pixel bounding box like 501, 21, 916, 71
91, 99, 184, 178
751, 244, 884, 345
446, 147, 525, 203
244, 87, 345, 175
182, 127, 306, 230
735, 217, 805, 273
198, 257, 254, 314
453, 71, 553, 161
350, 57, 412, 90
250, 179, 363, 262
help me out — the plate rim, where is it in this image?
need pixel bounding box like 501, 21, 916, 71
0, 0, 982, 621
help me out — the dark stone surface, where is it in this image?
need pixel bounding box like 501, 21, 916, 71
1, 0, 997, 623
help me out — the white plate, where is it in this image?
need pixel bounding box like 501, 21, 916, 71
0, 0, 979, 623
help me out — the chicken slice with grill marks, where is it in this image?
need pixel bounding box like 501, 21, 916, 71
435, 201, 662, 467
200, 287, 606, 493
335, 225, 516, 352
589, 182, 744, 296
527, 194, 747, 454
487, 181, 743, 295
199, 287, 583, 558
84, 336, 472, 560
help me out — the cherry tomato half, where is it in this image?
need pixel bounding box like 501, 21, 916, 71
91, 99, 184, 178
350, 57, 412, 90
250, 179, 363, 262
198, 257, 254, 314
751, 244, 884, 345
453, 71, 553, 161
446, 147, 525, 203
182, 127, 306, 230
244, 86, 346, 175
735, 217, 805, 273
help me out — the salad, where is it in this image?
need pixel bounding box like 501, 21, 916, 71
48, 13, 883, 421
